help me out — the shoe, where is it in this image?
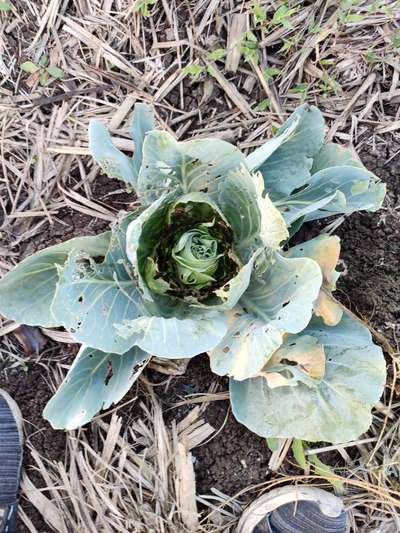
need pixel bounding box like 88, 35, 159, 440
237, 486, 346, 533
0, 390, 23, 533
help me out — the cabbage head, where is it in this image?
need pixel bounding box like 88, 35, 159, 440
0, 103, 387, 443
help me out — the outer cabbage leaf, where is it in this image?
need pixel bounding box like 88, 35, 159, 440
51, 250, 145, 354
130, 102, 156, 178
286, 234, 340, 288
43, 345, 148, 429
230, 313, 386, 443
89, 103, 156, 188
311, 142, 364, 173
114, 310, 228, 358
252, 104, 325, 199
89, 120, 136, 186
0, 233, 110, 327
210, 313, 283, 380
286, 234, 343, 326
240, 252, 322, 334
136, 131, 246, 204
278, 166, 386, 226
245, 116, 301, 171
258, 335, 326, 389
51, 213, 146, 354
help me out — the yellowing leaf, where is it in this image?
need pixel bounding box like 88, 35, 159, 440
314, 291, 343, 327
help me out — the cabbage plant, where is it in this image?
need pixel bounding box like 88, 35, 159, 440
0, 104, 387, 443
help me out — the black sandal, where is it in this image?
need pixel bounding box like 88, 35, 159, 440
237, 486, 347, 533
0, 391, 23, 533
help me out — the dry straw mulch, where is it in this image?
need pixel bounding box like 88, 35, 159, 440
1, 0, 400, 531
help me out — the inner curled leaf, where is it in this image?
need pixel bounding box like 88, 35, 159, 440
140, 194, 241, 303
172, 223, 222, 288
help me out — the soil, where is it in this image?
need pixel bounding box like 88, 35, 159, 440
336, 146, 400, 337
0, 136, 399, 532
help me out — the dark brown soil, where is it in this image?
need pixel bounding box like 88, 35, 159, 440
336, 144, 400, 337
0, 136, 399, 531
148, 354, 272, 495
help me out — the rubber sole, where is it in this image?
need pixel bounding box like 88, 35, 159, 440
0, 390, 24, 533
236, 486, 346, 533
0, 391, 23, 447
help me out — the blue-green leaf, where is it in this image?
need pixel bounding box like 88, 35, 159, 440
51, 250, 145, 354
230, 313, 386, 443
114, 310, 228, 358
130, 103, 156, 177
0, 233, 110, 327
256, 104, 325, 199
136, 132, 246, 204
311, 143, 364, 174
246, 114, 300, 171
210, 313, 282, 380
241, 252, 322, 333
89, 120, 136, 186
43, 345, 148, 429
51, 212, 146, 354
279, 165, 386, 225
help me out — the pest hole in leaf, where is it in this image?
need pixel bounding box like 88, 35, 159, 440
105, 361, 113, 386
78, 296, 84, 303
281, 358, 297, 367
281, 301, 290, 308
223, 346, 230, 353
130, 364, 141, 378
292, 184, 309, 195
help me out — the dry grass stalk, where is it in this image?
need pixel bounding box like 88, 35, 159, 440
225, 14, 247, 73
20, 392, 241, 532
